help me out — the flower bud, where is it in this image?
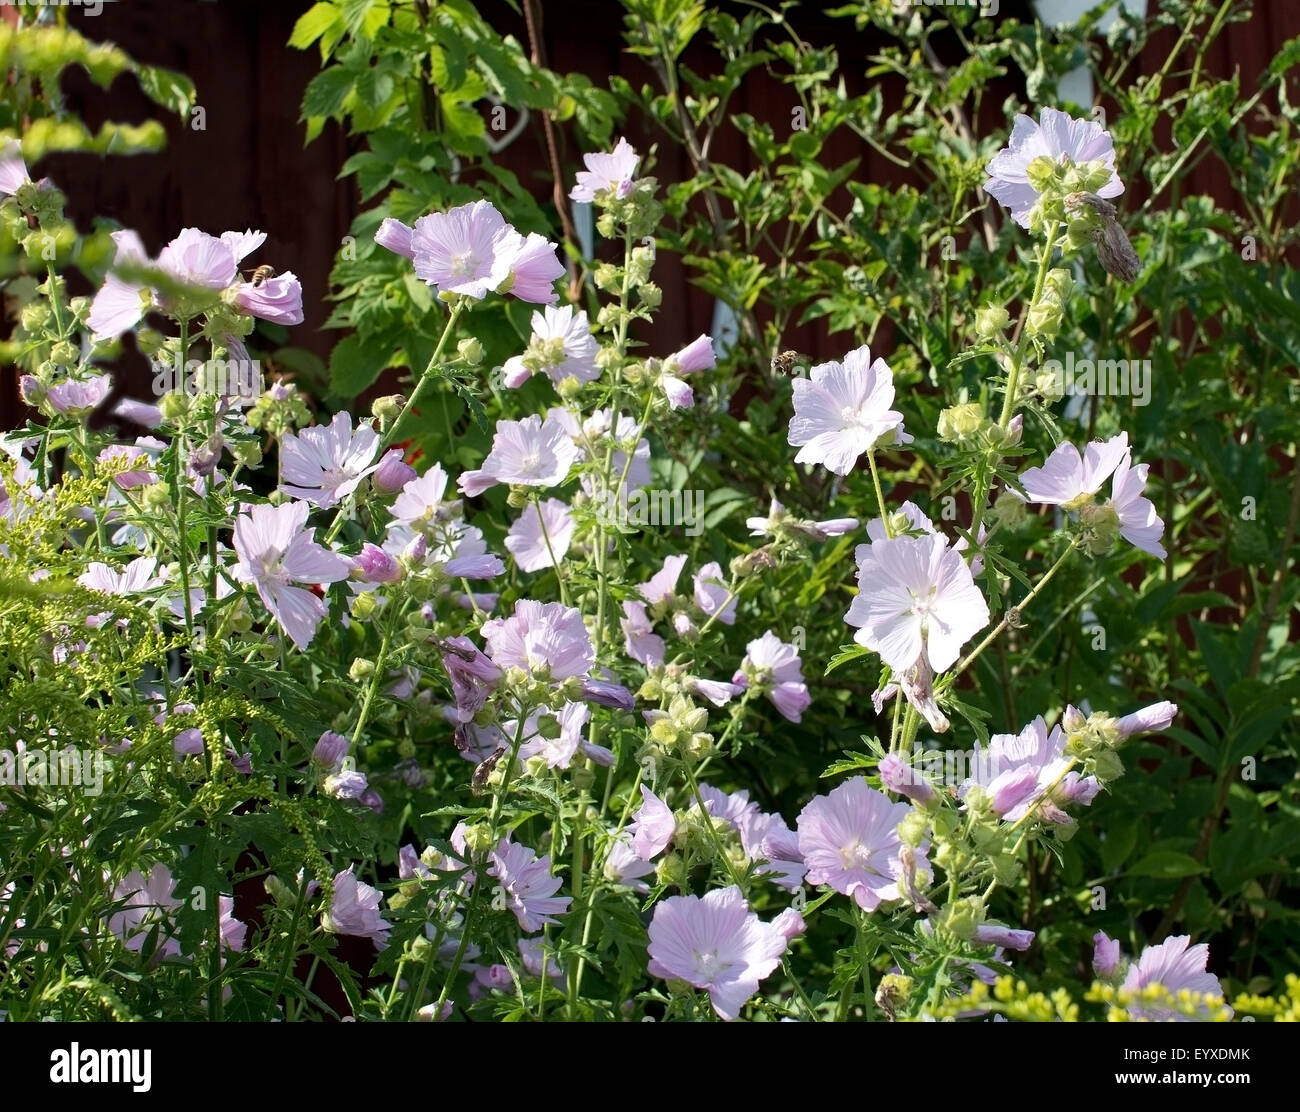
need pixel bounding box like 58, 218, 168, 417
1079, 501, 1121, 555
1025, 156, 1059, 193
1035, 368, 1066, 402
461, 823, 494, 858
20, 301, 51, 332
372, 450, 416, 494
974, 304, 1010, 340
655, 852, 686, 888
897, 808, 930, 847
348, 658, 375, 682
371, 394, 405, 423
142, 483, 172, 511
457, 337, 485, 365
937, 402, 985, 443
593, 262, 621, 293
230, 440, 262, 469
312, 730, 350, 769
939, 896, 983, 941
18, 375, 45, 406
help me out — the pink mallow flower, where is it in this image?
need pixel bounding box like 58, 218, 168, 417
390, 198, 563, 304
488, 838, 571, 932
984, 106, 1123, 230
732, 631, 811, 723
230, 500, 350, 649
78, 556, 163, 596
844, 532, 989, 731
797, 777, 929, 912
646, 885, 803, 1020
481, 599, 595, 682
1093, 931, 1123, 979
107, 863, 183, 959
628, 785, 676, 860
322, 866, 391, 949
659, 334, 715, 410
0, 139, 32, 196
569, 136, 640, 203
692, 561, 736, 625
787, 345, 908, 476
502, 305, 600, 388
506, 498, 575, 572
279, 411, 381, 508
962, 715, 1079, 824
45, 373, 112, 417
458, 414, 578, 497
1121, 935, 1230, 1021
232, 271, 304, 325
1016, 433, 1131, 507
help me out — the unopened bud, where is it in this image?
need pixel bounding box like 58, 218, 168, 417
371, 394, 405, 423
974, 304, 1010, 340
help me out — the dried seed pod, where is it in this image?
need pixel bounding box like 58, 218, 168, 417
1092, 217, 1142, 283
1066, 191, 1141, 282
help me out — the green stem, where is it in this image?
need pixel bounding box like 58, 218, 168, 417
380, 299, 466, 455
943, 536, 1081, 684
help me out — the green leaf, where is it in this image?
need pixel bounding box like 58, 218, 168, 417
825, 643, 871, 676
289, 2, 343, 52
302, 66, 354, 119
328, 332, 393, 397
1127, 850, 1207, 880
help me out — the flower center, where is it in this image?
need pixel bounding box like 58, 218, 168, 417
256, 547, 289, 586
907, 586, 938, 619
450, 250, 481, 280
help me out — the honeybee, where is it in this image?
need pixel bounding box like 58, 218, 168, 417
771, 350, 802, 376
244, 264, 277, 287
